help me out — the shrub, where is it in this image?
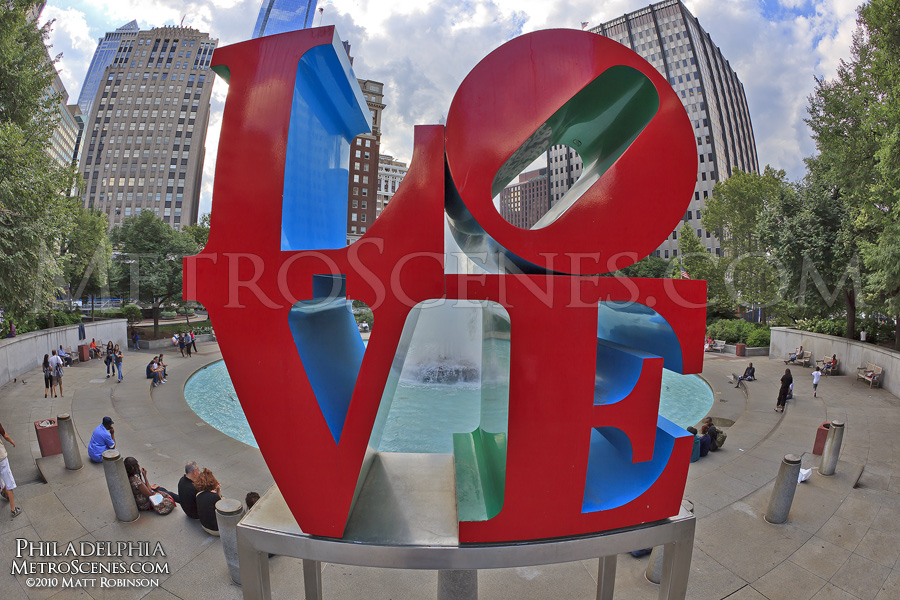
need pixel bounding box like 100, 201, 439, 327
746, 327, 770, 348
355, 308, 373, 329
101, 308, 124, 319
177, 306, 195, 316
160, 311, 177, 319
795, 317, 846, 337
122, 304, 143, 323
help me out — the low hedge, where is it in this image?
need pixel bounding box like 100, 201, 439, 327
707, 319, 770, 346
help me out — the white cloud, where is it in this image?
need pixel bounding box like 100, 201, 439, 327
44, 0, 865, 217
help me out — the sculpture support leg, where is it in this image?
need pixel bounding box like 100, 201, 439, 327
658, 536, 693, 599
237, 530, 271, 600
303, 559, 323, 600
596, 554, 616, 600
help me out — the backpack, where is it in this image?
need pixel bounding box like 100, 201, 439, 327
716, 429, 727, 448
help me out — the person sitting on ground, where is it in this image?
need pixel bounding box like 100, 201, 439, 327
823, 354, 838, 375
785, 345, 804, 364
58, 345, 72, 367
124, 457, 177, 515
157, 354, 168, 380
177, 462, 201, 519
146, 357, 163, 387
246, 491, 260, 509
698, 425, 712, 457
735, 362, 755, 386
704, 417, 720, 451
87, 417, 116, 463
195, 468, 223, 535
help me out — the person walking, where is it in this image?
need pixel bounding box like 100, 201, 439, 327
132, 329, 140, 351
812, 367, 822, 398
189, 328, 198, 353
114, 344, 124, 383
0, 420, 21, 517
49, 350, 65, 397
42, 354, 55, 398
105, 341, 114, 377
178, 334, 186, 358
776, 368, 792, 413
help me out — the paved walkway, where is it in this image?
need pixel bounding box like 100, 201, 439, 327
0, 345, 899, 599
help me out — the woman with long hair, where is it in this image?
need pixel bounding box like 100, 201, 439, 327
114, 344, 123, 382
42, 354, 55, 398
123, 456, 177, 515
776, 368, 792, 413
195, 468, 222, 535
105, 341, 114, 377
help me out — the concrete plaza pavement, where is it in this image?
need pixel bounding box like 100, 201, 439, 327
0, 343, 900, 599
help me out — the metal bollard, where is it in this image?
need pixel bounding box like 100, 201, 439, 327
101, 450, 139, 522
438, 570, 478, 600
56, 414, 83, 470
216, 498, 245, 585
819, 421, 845, 476
765, 454, 802, 524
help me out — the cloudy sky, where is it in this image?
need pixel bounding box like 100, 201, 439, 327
41, 0, 863, 217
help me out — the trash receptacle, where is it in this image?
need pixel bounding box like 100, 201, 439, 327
812, 422, 831, 455
34, 419, 61, 457
735, 343, 746, 357
78, 344, 90, 362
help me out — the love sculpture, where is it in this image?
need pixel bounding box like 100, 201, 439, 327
184, 26, 706, 545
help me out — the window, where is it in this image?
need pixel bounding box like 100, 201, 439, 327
351, 213, 357, 222
664, 250, 669, 259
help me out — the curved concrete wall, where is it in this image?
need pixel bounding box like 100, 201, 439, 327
0, 319, 128, 387
770, 327, 899, 396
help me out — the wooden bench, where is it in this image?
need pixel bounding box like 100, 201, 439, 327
799, 351, 812, 368
856, 363, 883, 388
64, 346, 79, 365
816, 356, 839, 376
708, 339, 726, 353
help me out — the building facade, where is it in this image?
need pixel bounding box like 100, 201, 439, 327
77, 25, 218, 229
547, 0, 758, 258
376, 154, 408, 218
346, 79, 385, 244
77, 21, 140, 120
499, 168, 549, 230
252, 0, 318, 38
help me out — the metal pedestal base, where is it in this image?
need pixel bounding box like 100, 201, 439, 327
236, 483, 695, 600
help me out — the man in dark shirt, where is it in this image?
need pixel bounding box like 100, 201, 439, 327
698, 425, 712, 457
177, 461, 200, 519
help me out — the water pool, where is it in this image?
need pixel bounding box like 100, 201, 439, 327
184, 360, 714, 452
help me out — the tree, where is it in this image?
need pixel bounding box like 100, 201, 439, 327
804, 0, 900, 342
677, 222, 732, 320
702, 167, 791, 322
112, 211, 198, 337
59, 208, 112, 318
183, 213, 210, 249
0, 1, 81, 320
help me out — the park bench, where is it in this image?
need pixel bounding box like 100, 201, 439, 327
816, 356, 840, 376
709, 339, 726, 353
799, 351, 812, 368
856, 362, 883, 388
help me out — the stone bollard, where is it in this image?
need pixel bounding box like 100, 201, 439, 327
101, 450, 139, 522
765, 454, 802, 524
819, 421, 845, 476
438, 570, 478, 600
216, 498, 245, 585
56, 414, 83, 470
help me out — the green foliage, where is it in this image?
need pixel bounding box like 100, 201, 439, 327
795, 317, 847, 337
60, 208, 112, 303
122, 303, 143, 324
677, 222, 733, 319
160, 311, 177, 319
177, 306, 195, 316
182, 213, 210, 249
0, 2, 81, 320
111, 211, 199, 335
355, 308, 373, 329
706, 319, 770, 346
192, 325, 213, 336
618, 256, 670, 279
745, 327, 771, 348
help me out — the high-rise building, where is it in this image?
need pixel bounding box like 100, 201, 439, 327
77, 25, 218, 229
77, 21, 140, 120
346, 79, 385, 244
545, 0, 758, 258
376, 155, 407, 218
252, 0, 318, 38
499, 168, 549, 230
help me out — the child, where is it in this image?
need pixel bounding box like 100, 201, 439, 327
812, 366, 821, 398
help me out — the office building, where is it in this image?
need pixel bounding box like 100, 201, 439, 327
547, 0, 758, 258
499, 168, 549, 230
252, 0, 318, 38
77, 25, 218, 229
346, 79, 385, 244
77, 21, 141, 120
376, 155, 407, 217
